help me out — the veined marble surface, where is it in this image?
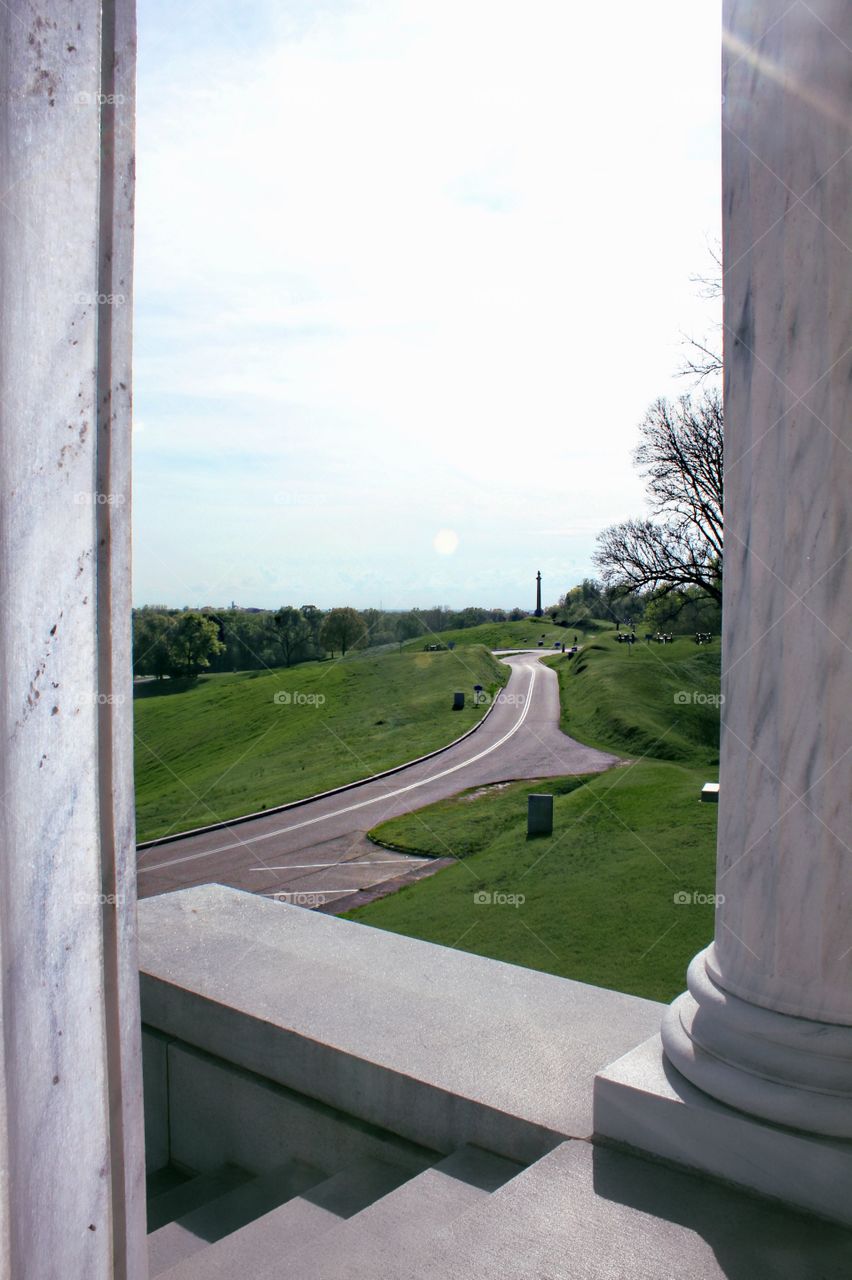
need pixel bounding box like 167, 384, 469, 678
0, 3, 145, 1278
714, 0, 852, 1025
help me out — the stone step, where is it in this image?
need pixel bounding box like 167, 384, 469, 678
157, 1154, 429, 1280
267, 1145, 524, 1280
146, 1165, 252, 1233
146, 1165, 192, 1202
148, 1159, 323, 1277
407, 1141, 852, 1280
281, 1145, 521, 1280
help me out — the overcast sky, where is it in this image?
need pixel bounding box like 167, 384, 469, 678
133, 0, 722, 611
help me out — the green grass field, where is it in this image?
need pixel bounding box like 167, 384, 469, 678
134, 647, 508, 842
346, 632, 721, 1002
402, 617, 610, 653
545, 632, 722, 765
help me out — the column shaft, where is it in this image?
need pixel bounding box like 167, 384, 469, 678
661, 0, 852, 1138
0, 3, 145, 1277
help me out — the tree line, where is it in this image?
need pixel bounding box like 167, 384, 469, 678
552, 576, 720, 636
132, 603, 531, 679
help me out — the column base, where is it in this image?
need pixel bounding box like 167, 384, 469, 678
660, 947, 852, 1139
594, 1033, 852, 1228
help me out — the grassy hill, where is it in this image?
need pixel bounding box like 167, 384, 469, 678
402, 618, 613, 653
546, 632, 722, 765
134, 647, 508, 842
346, 632, 721, 1002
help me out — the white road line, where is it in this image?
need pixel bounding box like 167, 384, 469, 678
140, 663, 537, 874
250, 860, 431, 870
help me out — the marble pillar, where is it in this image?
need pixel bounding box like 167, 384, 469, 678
0, 3, 145, 1278
660, 0, 852, 1137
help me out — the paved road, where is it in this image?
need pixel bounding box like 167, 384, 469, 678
137, 652, 619, 907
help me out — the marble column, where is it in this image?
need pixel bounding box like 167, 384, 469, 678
660, 0, 852, 1137
0, 4, 146, 1278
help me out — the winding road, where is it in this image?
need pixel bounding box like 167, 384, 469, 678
137, 651, 619, 907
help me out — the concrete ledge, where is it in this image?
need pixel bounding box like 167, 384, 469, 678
138, 885, 662, 1164
594, 1033, 852, 1228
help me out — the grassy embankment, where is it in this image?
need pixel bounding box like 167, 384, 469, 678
134, 647, 508, 842
346, 633, 722, 1002
400, 617, 606, 653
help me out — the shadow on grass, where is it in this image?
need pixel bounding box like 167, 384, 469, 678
133, 676, 202, 700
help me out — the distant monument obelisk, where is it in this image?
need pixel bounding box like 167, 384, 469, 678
534, 570, 543, 617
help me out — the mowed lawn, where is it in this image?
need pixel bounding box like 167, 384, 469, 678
134, 647, 508, 842
547, 633, 722, 766
346, 633, 722, 1002
401, 618, 583, 653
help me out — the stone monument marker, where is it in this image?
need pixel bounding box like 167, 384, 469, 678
528, 794, 554, 838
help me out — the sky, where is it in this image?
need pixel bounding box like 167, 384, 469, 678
132, 0, 722, 611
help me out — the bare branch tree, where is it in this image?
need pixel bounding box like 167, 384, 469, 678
689, 241, 723, 299
636, 391, 723, 562
595, 519, 722, 604
678, 241, 723, 383
677, 334, 723, 383
594, 390, 723, 605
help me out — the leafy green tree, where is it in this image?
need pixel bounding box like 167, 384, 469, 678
300, 605, 323, 646
132, 609, 175, 679
395, 612, 422, 651
318, 607, 367, 657
359, 608, 397, 648
643, 589, 721, 635
451, 607, 485, 629
168, 611, 226, 676
556, 579, 643, 629
419, 605, 453, 634
271, 606, 310, 668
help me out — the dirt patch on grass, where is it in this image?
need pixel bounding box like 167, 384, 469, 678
458, 782, 514, 803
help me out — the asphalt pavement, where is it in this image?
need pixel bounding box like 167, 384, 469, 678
136, 651, 619, 907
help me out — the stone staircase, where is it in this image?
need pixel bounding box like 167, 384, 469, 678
149, 1145, 524, 1279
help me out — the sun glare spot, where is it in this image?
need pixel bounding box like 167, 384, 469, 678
433, 529, 459, 556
